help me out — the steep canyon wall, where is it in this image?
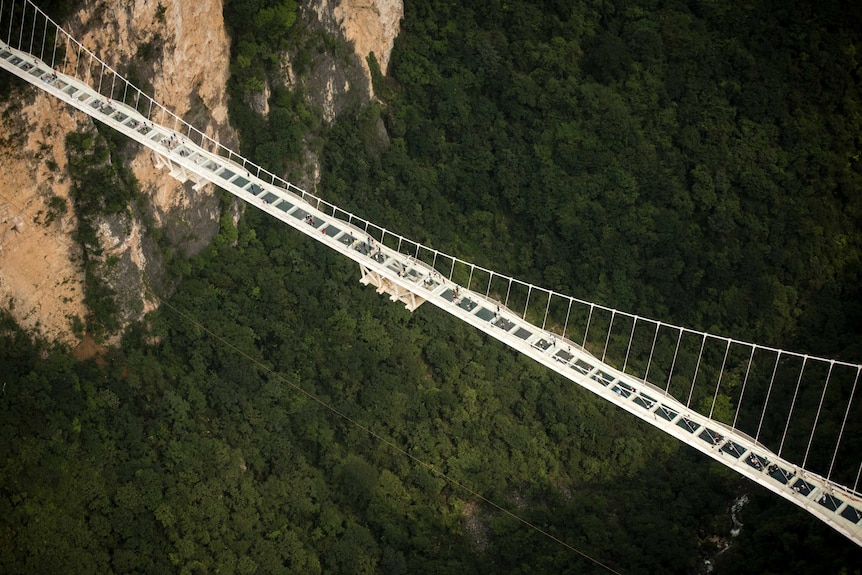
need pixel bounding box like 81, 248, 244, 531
0, 0, 402, 346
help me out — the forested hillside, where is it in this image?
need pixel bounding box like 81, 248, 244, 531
2, 0, 862, 573
323, 0, 862, 356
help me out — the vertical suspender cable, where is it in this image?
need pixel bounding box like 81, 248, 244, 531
827, 366, 860, 482
622, 316, 638, 374
62, 30, 69, 74
601, 310, 616, 363
39, 10, 46, 62
541, 293, 552, 330
687, 333, 707, 408
8, 0, 15, 47
467, 265, 474, 291
27, 0, 34, 54
27, 1, 34, 54
504, 278, 512, 308
50, 20, 57, 69
73, 39, 80, 77
582, 303, 594, 350
523, 285, 532, 320
732, 345, 756, 430
0, 0, 5, 46
561, 298, 572, 341
485, 272, 492, 298
643, 321, 660, 385
778, 356, 808, 458
665, 328, 683, 396
756, 352, 782, 444
708, 339, 732, 420
803, 361, 834, 469
17, 0, 24, 49
86, 51, 92, 85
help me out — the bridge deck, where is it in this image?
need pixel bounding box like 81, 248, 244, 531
2, 38, 860, 544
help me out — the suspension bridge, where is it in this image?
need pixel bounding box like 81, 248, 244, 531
2, 0, 861, 546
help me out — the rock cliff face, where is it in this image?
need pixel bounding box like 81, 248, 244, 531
300, 0, 403, 120
0, 0, 234, 346
282, 0, 402, 193
334, 0, 403, 83
0, 0, 402, 347
0, 92, 90, 344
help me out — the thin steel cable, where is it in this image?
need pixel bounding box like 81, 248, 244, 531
561, 297, 572, 341
17, 0, 24, 49
732, 345, 756, 431
828, 367, 860, 482
756, 353, 781, 444
541, 293, 551, 331
622, 316, 637, 374
643, 320, 660, 385
50, 19, 56, 69
27, 0, 33, 53
778, 356, 808, 458
156, 296, 623, 575
687, 333, 707, 408
602, 310, 615, 364
8, 0, 15, 46
803, 361, 834, 469
582, 303, 594, 350
38, 9, 45, 62
708, 339, 731, 420
665, 328, 683, 397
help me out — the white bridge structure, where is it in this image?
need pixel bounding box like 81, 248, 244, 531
2, 0, 861, 546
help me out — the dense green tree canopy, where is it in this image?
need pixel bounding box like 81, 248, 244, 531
2, 0, 862, 573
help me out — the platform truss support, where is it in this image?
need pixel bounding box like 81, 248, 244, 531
359, 265, 426, 312
154, 154, 207, 190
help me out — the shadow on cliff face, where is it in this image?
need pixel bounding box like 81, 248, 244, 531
73, 331, 107, 365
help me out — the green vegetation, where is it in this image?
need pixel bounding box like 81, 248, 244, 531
0, 217, 731, 573
1, 210, 859, 573
223, 0, 318, 177
225, 0, 298, 92
65, 125, 141, 339
322, 0, 862, 358
1, 0, 861, 573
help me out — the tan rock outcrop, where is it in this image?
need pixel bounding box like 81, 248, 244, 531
0, 95, 89, 345
308, 0, 403, 100
0, 0, 234, 345
72, 0, 235, 221
335, 0, 403, 82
